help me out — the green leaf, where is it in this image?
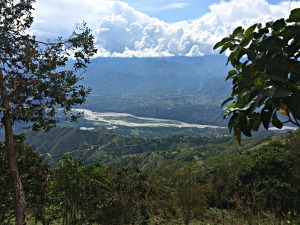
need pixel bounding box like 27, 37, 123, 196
253, 27, 269, 40
213, 37, 231, 50
225, 70, 238, 81
221, 96, 234, 107
266, 67, 288, 82
257, 23, 262, 29
238, 115, 248, 133
244, 24, 258, 38
254, 77, 267, 86
286, 94, 300, 120
220, 42, 233, 54
293, 64, 300, 75
271, 112, 283, 129
287, 8, 300, 23
263, 37, 283, 50
252, 113, 261, 131
266, 21, 274, 27
258, 86, 275, 97
226, 102, 237, 110
241, 90, 251, 100
261, 108, 275, 129
213, 41, 224, 50
229, 95, 260, 112
230, 26, 244, 39
273, 84, 292, 97
233, 125, 242, 144
272, 19, 286, 32
226, 51, 236, 65
282, 25, 300, 43
229, 44, 239, 51
228, 113, 238, 130
241, 33, 254, 47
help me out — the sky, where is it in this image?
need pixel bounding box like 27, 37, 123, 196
30, 0, 299, 57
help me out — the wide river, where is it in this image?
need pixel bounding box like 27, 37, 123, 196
74, 109, 226, 129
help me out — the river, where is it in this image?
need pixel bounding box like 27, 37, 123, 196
74, 109, 226, 130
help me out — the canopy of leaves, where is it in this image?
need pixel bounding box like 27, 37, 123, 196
0, 135, 51, 224
50, 156, 111, 225
0, 0, 97, 131
214, 8, 300, 143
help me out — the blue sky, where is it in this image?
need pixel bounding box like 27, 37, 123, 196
122, 0, 285, 22
31, 0, 298, 57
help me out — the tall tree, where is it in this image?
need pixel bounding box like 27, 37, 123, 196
0, 1, 97, 224
214, 8, 300, 143
0, 135, 51, 225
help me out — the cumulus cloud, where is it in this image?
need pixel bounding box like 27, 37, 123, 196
93, 0, 298, 57
31, 0, 299, 57
31, 0, 115, 39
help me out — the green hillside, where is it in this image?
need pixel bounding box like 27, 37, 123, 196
22, 127, 300, 225
26, 126, 280, 167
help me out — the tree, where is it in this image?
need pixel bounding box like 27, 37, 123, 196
214, 8, 300, 143
235, 142, 299, 215
0, 135, 51, 225
0, 1, 97, 224
175, 164, 206, 225
105, 165, 151, 225
50, 156, 110, 225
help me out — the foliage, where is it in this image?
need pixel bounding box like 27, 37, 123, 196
214, 8, 300, 143
25, 126, 232, 166
235, 141, 300, 214
0, 1, 96, 223
201, 154, 252, 209
286, 129, 300, 193
0, 0, 97, 130
103, 166, 151, 225
49, 156, 111, 225
2, 131, 300, 224
175, 164, 206, 225
0, 135, 51, 224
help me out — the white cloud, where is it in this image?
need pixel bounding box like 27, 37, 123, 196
160, 3, 191, 10
31, 0, 298, 57
31, 0, 115, 39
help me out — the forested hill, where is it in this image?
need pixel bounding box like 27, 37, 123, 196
26, 126, 276, 167
83, 56, 229, 98
80, 56, 232, 126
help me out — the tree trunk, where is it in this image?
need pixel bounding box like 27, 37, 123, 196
0, 70, 26, 225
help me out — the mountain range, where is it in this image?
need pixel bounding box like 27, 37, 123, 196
80, 55, 232, 126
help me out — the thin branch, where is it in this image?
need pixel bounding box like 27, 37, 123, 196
288, 112, 300, 127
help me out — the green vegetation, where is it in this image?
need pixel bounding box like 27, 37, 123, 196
214, 8, 300, 143
1, 1, 300, 224
1, 130, 300, 224
0, 0, 96, 224
25, 126, 273, 167
0, 135, 50, 224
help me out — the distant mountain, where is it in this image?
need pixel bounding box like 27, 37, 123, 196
80, 56, 232, 126
84, 56, 229, 98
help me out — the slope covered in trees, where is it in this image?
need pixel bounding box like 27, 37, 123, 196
2, 129, 300, 224
25, 126, 232, 166
25, 126, 283, 168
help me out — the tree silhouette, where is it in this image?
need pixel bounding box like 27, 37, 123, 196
0, 1, 97, 224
